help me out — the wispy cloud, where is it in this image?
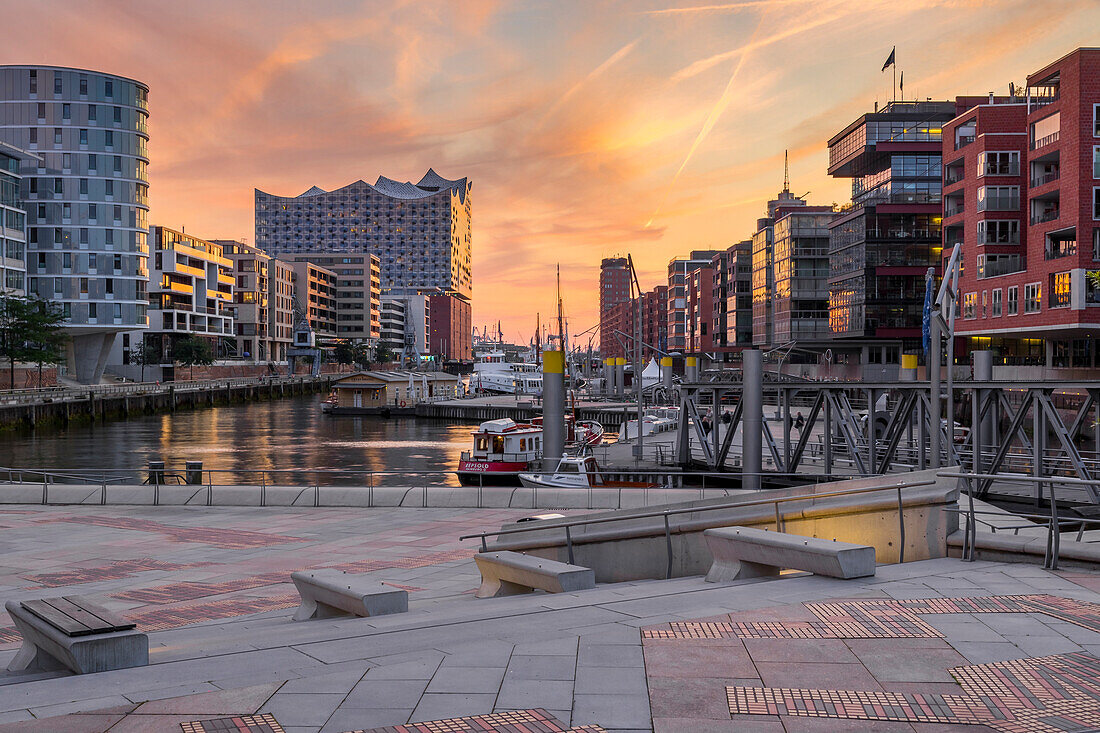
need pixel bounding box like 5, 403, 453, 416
3, 0, 1098, 335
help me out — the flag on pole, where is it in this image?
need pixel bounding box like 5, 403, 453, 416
882, 47, 896, 72
900, 71, 904, 96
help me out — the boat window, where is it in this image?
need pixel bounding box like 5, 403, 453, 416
519, 438, 526, 451
475, 436, 489, 451
492, 436, 505, 453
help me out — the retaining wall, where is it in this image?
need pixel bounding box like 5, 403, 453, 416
486, 467, 962, 581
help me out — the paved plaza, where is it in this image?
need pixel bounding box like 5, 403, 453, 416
0, 505, 1099, 732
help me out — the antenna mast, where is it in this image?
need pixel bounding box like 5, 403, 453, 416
783, 150, 790, 193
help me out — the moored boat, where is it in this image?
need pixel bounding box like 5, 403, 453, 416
456, 418, 543, 486
518, 455, 658, 489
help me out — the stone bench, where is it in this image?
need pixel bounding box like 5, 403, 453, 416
703, 526, 876, 582
6, 597, 148, 674
474, 550, 595, 598
291, 570, 409, 621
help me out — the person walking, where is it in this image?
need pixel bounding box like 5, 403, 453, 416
794, 411, 805, 435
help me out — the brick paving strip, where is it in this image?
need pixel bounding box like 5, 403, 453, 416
334, 708, 606, 733
728, 652, 1100, 733
643, 593, 1100, 640
181, 712, 285, 732
22, 557, 211, 588
38, 516, 306, 549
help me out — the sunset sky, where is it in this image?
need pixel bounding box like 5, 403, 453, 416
5, 0, 1100, 342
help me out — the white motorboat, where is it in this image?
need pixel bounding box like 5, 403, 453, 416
518, 455, 657, 489
472, 350, 543, 395
618, 406, 679, 441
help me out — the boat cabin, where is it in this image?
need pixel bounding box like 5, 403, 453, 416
469, 418, 543, 462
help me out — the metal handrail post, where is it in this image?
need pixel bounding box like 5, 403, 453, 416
663, 514, 673, 579
896, 486, 905, 564
1049, 483, 1060, 570
565, 525, 575, 564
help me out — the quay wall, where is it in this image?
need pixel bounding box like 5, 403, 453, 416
0, 482, 734, 511
417, 401, 630, 428
0, 376, 334, 433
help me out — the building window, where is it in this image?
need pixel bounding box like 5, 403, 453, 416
28, 128, 37, 146
53, 76, 62, 95
1095, 188, 1100, 220
1050, 272, 1071, 308
113, 106, 121, 123
37, 102, 45, 120
1024, 283, 1041, 313
978, 151, 1019, 176
1007, 286, 1019, 316
62, 104, 70, 121
53, 128, 62, 146
1095, 229, 1100, 261
977, 220, 1020, 244
88, 104, 96, 122
79, 179, 88, 195
79, 78, 87, 96
963, 292, 976, 319
105, 80, 113, 98
1095, 104, 1100, 137
992, 288, 1002, 317
977, 186, 1019, 212
1095, 146, 1100, 179
29, 70, 37, 94
79, 129, 87, 146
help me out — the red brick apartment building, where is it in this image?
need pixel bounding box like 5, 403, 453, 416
946, 48, 1100, 370
599, 257, 631, 358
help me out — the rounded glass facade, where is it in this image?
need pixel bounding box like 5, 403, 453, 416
0, 65, 149, 332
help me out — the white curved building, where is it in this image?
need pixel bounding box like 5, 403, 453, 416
255, 169, 472, 361
255, 170, 471, 300
0, 66, 150, 383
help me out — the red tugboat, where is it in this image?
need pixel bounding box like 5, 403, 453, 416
456, 418, 544, 486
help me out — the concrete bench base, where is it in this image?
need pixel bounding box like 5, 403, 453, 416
474, 551, 595, 598
704, 526, 876, 583
291, 570, 408, 621
5, 602, 148, 675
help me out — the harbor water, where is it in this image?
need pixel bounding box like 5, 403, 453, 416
0, 395, 473, 486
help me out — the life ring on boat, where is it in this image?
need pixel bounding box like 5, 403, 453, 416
399, 400, 407, 407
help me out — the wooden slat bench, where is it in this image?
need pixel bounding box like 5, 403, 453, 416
474, 551, 595, 598
5, 596, 148, 674
703, 526, 876, 583
291, 570, 409, 621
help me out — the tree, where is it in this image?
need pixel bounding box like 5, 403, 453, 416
0, 294, 67, 389
173, 337, 215, 380
131, 337, 161, 382
375, 343, 396, 365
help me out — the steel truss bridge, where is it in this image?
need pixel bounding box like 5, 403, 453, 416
674, 377, 1100, 504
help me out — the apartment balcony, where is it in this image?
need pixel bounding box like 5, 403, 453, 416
1045, 241, 1076, 260
1028, 173, 1061, 193
978, 256, 1025, 279
1031, 209, 1060, 225
1030, 130, 1059, 150
955, 135, 976, 150
944, 201, 965, 217
944, 169, 964, 185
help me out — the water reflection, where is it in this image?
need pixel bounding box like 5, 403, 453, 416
1, 396, 473, 486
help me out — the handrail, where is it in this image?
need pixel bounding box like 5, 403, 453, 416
937, 470, 1100, 569
459, 478, 937, 573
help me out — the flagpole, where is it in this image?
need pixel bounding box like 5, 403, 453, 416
893, 64, 896, 103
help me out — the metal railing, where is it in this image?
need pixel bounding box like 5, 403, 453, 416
939, 471, 1100, 570
0, 465, 873, 511
459, 478, 936, 576
0, 375, 326, 404
1030, 131, 1059, 150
